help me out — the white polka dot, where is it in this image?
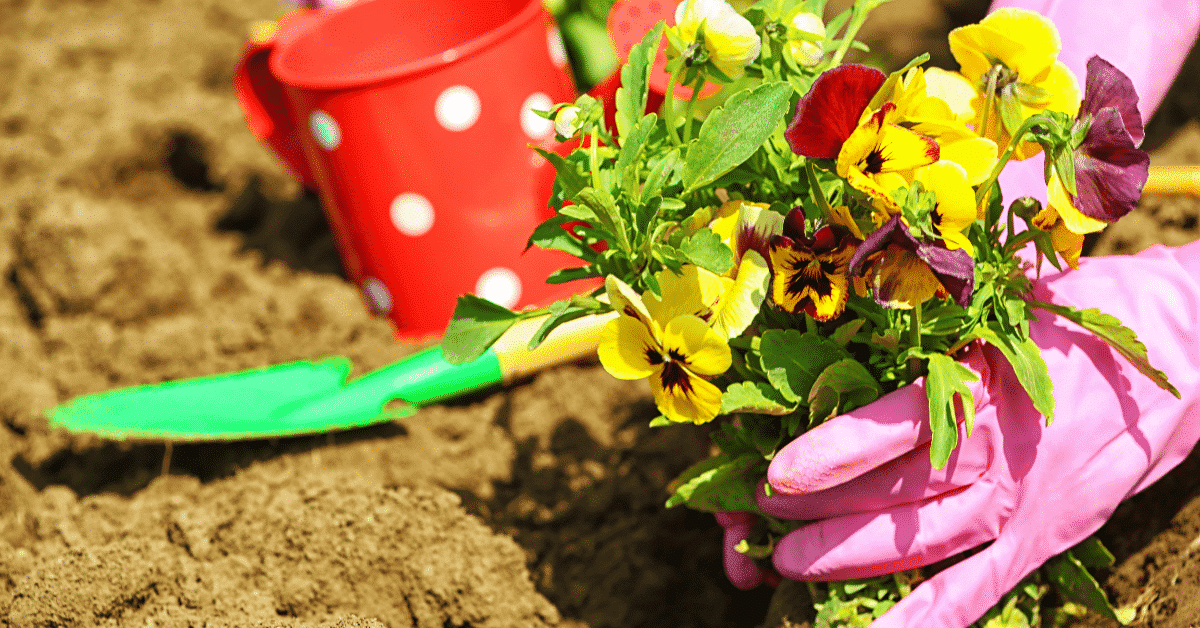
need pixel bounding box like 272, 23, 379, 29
309, 110, 341, 150
520, 93, 555, 140
390, 192, 435, 236
475, 267, 522, 308
362, 277, 392, 315
547, 27, 569, 67
435, 85, 481, 132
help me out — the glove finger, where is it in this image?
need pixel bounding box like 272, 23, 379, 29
867, 535, 1030, 628
713, 512, 765, 590
767, 343, 989, 496
758, 418, 991, 520
771, 478, 1001, 582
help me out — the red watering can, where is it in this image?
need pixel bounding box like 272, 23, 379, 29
236, 0, 588, 342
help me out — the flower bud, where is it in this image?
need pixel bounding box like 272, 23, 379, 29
554, 105, 582, 139
787, 12, 826, 67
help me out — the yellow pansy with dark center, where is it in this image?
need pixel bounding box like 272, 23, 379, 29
836, 103, 941, 214
768, 207, 860, 321
597, 276, 732, 425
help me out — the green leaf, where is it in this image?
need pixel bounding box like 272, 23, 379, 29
998, 90, 1026, 136
1070, 536, 1116, 569
925, 353, 980, 469
576, 187, 631, 254
681, 228, 735, 275
974, 323, 1055, 424
533, 146, 588, 200
639, 148, 681, 207
760, 329, 850, 404
526, 215, 597, 261
648, 415, 673, 427
616, 114, 658, 197
1031, 301, 1180, 398
615, 22, 664, 142
832, 319, 866, 346
664, 454, 764, 512
681, 82, 793, 193
546, 265, 602, 285
442, 295, 522, 364
527, 303, 592, 350
808, 359, 883, 426
1045, 549, 1134, 625
720, 381, 798, 415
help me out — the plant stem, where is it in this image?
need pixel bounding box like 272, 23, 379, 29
824, 0, 885, 69
589, 132, 601, 190
682, 74, 707, 144
973, 114, 1055, 215
664, 66, 684, 146
907, 302, 924, 378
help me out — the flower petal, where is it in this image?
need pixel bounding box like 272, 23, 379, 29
711, 249, 770, 338
1073, 108, 1149, 225
1047, 171, 1108, 234
662, 314, 733, 377
769, 240, 853, 321
785, 64, 887, 159
923, 67, 977, 121
651, 366, 725, 424
914, 160, 977, 256
598, 316, 660, 380
1081, 55, 1144, 146
949, 8, 1060, 82
937, 135, 998, 185
646, 264, 729, 327
914, 240, 975, 307
605, 275, 656, 330
869, 245, 945, 309
875, 123, 941, 172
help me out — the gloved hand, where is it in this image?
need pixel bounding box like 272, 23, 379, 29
721, 240, 1200, 627
716, 1, 1200, 622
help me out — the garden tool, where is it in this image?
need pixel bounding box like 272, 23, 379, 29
47, 312, 613, 441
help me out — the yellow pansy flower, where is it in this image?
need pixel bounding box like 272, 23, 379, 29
836, 103, 940, 215
598, 276, 732, 424
948, 7, 1081, 160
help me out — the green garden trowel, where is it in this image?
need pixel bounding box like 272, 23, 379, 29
47, 314, 611, 441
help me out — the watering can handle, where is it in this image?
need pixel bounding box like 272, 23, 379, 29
234, 18, 320, 189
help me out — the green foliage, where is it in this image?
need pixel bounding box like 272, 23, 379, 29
680, 228, 735, 274
681, 82, 793, 192
664, 452, 765, 512
1032, 301, 1180, 398
441, 295, 523, 364
975, 323, 1055, 423
1045, 539, 1136, 625
812, 574, 913, 628
760, 329, 851, 404
925, 352, 979, 469
808, 359, 883, 426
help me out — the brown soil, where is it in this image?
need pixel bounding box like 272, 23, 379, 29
0, 1, 1197, 627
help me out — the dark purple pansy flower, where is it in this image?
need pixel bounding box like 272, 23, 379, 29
848, 216, 974, 309
1068, 56, 1150, 225
785, 64, 887, 159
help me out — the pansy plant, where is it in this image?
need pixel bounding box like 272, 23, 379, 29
442, 1, 1176, 621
